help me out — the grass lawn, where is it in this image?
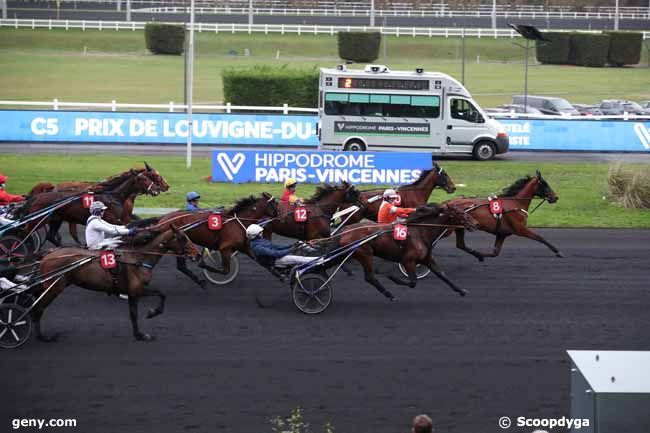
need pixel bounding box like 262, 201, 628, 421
1, 29, 649, 108
1, 153, 648, 228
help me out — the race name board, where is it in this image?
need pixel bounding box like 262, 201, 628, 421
0, 110, 319, 146
211, 150, 432, 184
496, 118, 650, 152
334, 121, 430, 136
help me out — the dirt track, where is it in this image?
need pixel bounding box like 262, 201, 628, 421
1, 228, 649, 433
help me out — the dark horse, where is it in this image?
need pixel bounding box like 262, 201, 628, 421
20, 166, 167, 247
34, 226, 200, 342
334, 203, 478, 301
268, 182, 361, 240
341, 162, 456, 223
155, 193, 278, 284
444, 171, 563, 260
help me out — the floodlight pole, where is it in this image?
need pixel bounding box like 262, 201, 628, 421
186, 0, 195, 169
523, 38, 530, 112
1, 0, 7, 20
614, 0, 619, 30
248, 0, 253, 26
126, 0, 131, 22
461, 28, 466, 85
370, 0, 375, 27
491, 0, 497, 30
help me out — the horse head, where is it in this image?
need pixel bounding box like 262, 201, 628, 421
340, 181, 361, 204
534, 171, 558, 204
133, 171, 160, 197
163, 225, 201, 262
143, 162, 170, 192
229, 194, 278, 220
432, 162, 456, 194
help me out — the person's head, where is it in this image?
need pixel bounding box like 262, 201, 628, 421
186, 191, 201, 205
284, 178, 297, 191
89, 201, 108, 216
411, 414, 433, 433
383, 188, 399, 203
246, 224, 264, 240
0, 174, 8, 189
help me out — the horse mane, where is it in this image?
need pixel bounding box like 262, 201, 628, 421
126, 217, 160, 229
305, 184, 339, 203
405, 203, 444, 223
500, 175, 533, 197
93, 168, 143, 192
227, 195, 257, 215
399, 167, 435, 190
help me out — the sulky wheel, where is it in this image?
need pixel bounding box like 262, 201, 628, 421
0, 303, 33, 349
3, 292, 36, 310
0, 235, 30, 265
201, 250, 240, 285
291, 272, 333, 315
397, 263, 431, 280
28, 230, 42, 253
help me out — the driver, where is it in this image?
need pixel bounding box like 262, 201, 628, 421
0, 174, 25, 206
246, 224, 317, 268
0, 257, 30, 290
377, 189, 416, 224
280, 178, 303, 205
85, 201, 134, 250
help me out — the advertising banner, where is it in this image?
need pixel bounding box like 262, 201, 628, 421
211, 150, 432, 184
0, 110, 319, 146
496, 118, 650, 152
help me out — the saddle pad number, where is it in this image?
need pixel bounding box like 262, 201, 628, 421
100, 251, 117, 269
82, 194, 94, 209
393, 224, 408, 241
394, 194, 402, 205
208, 213, 222, 230
490, 198, 503, 215
294, 207, 308, 222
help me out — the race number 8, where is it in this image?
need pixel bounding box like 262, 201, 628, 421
294, 207, 308, 222
100, 251, 117, 269
490, 199, 503, 214
208, 213, 222, 230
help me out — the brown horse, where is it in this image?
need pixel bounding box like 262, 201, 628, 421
20, 167, 166, 247
268, 182, 361, 241
444, 171, 563, 261
33, 226, 200, 342
156, 193, 278, 283
333, 203, 478, 301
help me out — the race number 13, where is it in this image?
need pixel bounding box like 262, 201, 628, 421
393, 224, 408, 241
208, 213, 222, 230
99, 251, 117, 269
294, 207, 308, 222
82, 194, 94, 209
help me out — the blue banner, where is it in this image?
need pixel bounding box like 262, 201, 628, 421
496, 118, 650, 152
211, 150, 432, 184
0, 110, 319, 146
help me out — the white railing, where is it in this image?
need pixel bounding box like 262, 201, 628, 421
0, 99, 319, 113
4, 19, 650, 39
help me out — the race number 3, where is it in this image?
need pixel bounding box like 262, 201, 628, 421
490, 198, 503, 215
393, 224, 408, 241
82, 194, 94, 209
208, 213, 222, 230
99, 251, 117, 269
294, 207, 308, 222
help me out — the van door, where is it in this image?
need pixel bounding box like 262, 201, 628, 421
446, 97, 486, 152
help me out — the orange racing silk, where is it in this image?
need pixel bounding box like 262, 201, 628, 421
377, 201, 415, 224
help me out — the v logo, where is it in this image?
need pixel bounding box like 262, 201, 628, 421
633, 123, 650, 150
216, 153, 245, 181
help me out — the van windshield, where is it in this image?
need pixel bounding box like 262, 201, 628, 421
552, 99, 574, 110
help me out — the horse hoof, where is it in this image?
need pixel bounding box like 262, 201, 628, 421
199, 280, 208, 290
388, 295, 398, 302
476, 256, 485, 262
146, 309, 159, 319
556, 252, 565, 258
37, 333, 59, 343
458, 289, 469, 297
135, 333, 155, 342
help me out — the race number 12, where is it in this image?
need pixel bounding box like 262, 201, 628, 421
294, 207, 308, 222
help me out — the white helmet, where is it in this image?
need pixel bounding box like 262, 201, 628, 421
246, 224, 264, 239
383, 189, 398, 199
89, 201, 108, 214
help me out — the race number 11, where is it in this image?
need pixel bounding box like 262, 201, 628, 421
99, 251, 117, 269
82, 194, 94, 209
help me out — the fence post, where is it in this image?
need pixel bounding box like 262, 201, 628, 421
53, 98, 59, 111
65, 20, 68, 30
281, 23, 285, 35
226, 102, 231, 114
283, 103, 288, 114
82, 20, 85, 31
169, 101, 174, 112
111, 100, 117, 112
48, 19, 52, 30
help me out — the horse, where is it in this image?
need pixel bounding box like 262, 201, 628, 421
155, 193, 278, 284
20, 167, 166, 247
341, 162, 456, 224
33, 225, 200, 342
444, 171, 563, 261
267, 182, 361, 241
332, 203, 478, 301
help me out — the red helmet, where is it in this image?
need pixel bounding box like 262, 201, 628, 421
0, 174, 8, 184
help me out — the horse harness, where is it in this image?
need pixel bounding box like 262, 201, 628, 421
462, 196, 545, 232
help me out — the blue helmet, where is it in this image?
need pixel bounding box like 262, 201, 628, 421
186, 191, 201, 202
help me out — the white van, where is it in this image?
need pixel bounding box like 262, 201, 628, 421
318, 64, 509, 161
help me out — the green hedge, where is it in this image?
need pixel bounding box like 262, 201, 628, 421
222, 66, 318, 108
337, 32, 381, 63
571, 33, 610, 67
605, 31, 643, 66
536, 32, 572, 64
144, 23, 185, 55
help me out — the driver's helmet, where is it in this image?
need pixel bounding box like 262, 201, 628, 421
90, 201, 108, 215
383, 189, 398, 200
246, 224, 264, 240
186, 191, 201, 202
284, 178, 297, 188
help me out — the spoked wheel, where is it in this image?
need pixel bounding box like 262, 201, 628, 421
28, 230, 42, 253
397, 263, 431, 279
0, 235, 30, 265
201, 250, 240, 285
291, 272, 333, 315
0, 303, 33, 349
3, 292, 36, 309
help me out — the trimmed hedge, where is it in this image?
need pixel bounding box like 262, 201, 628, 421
605, 31, 643, 66
536, 32, 572, 65
222, 66, 319, 108
571, 33, 610, 67
337, 32, 381, 63
144, 23, 185, 55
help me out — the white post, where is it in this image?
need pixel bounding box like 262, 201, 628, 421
491, 0, 497, 29
186, 0, 195, 169
1, 0, 7, 20
614, 0, 619, 30
370, 0, 375, 27
117, 0, 121, 12
248, 0, 253, 26
126, 0, 131, 22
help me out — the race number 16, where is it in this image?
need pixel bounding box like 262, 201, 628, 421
393, 224, 408, 241
294, 207, 308, 222
100, 251, 117, 269
82, 194, 94, 209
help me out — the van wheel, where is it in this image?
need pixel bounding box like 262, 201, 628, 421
344, 140, 366, 151
473, 141, 496, 161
